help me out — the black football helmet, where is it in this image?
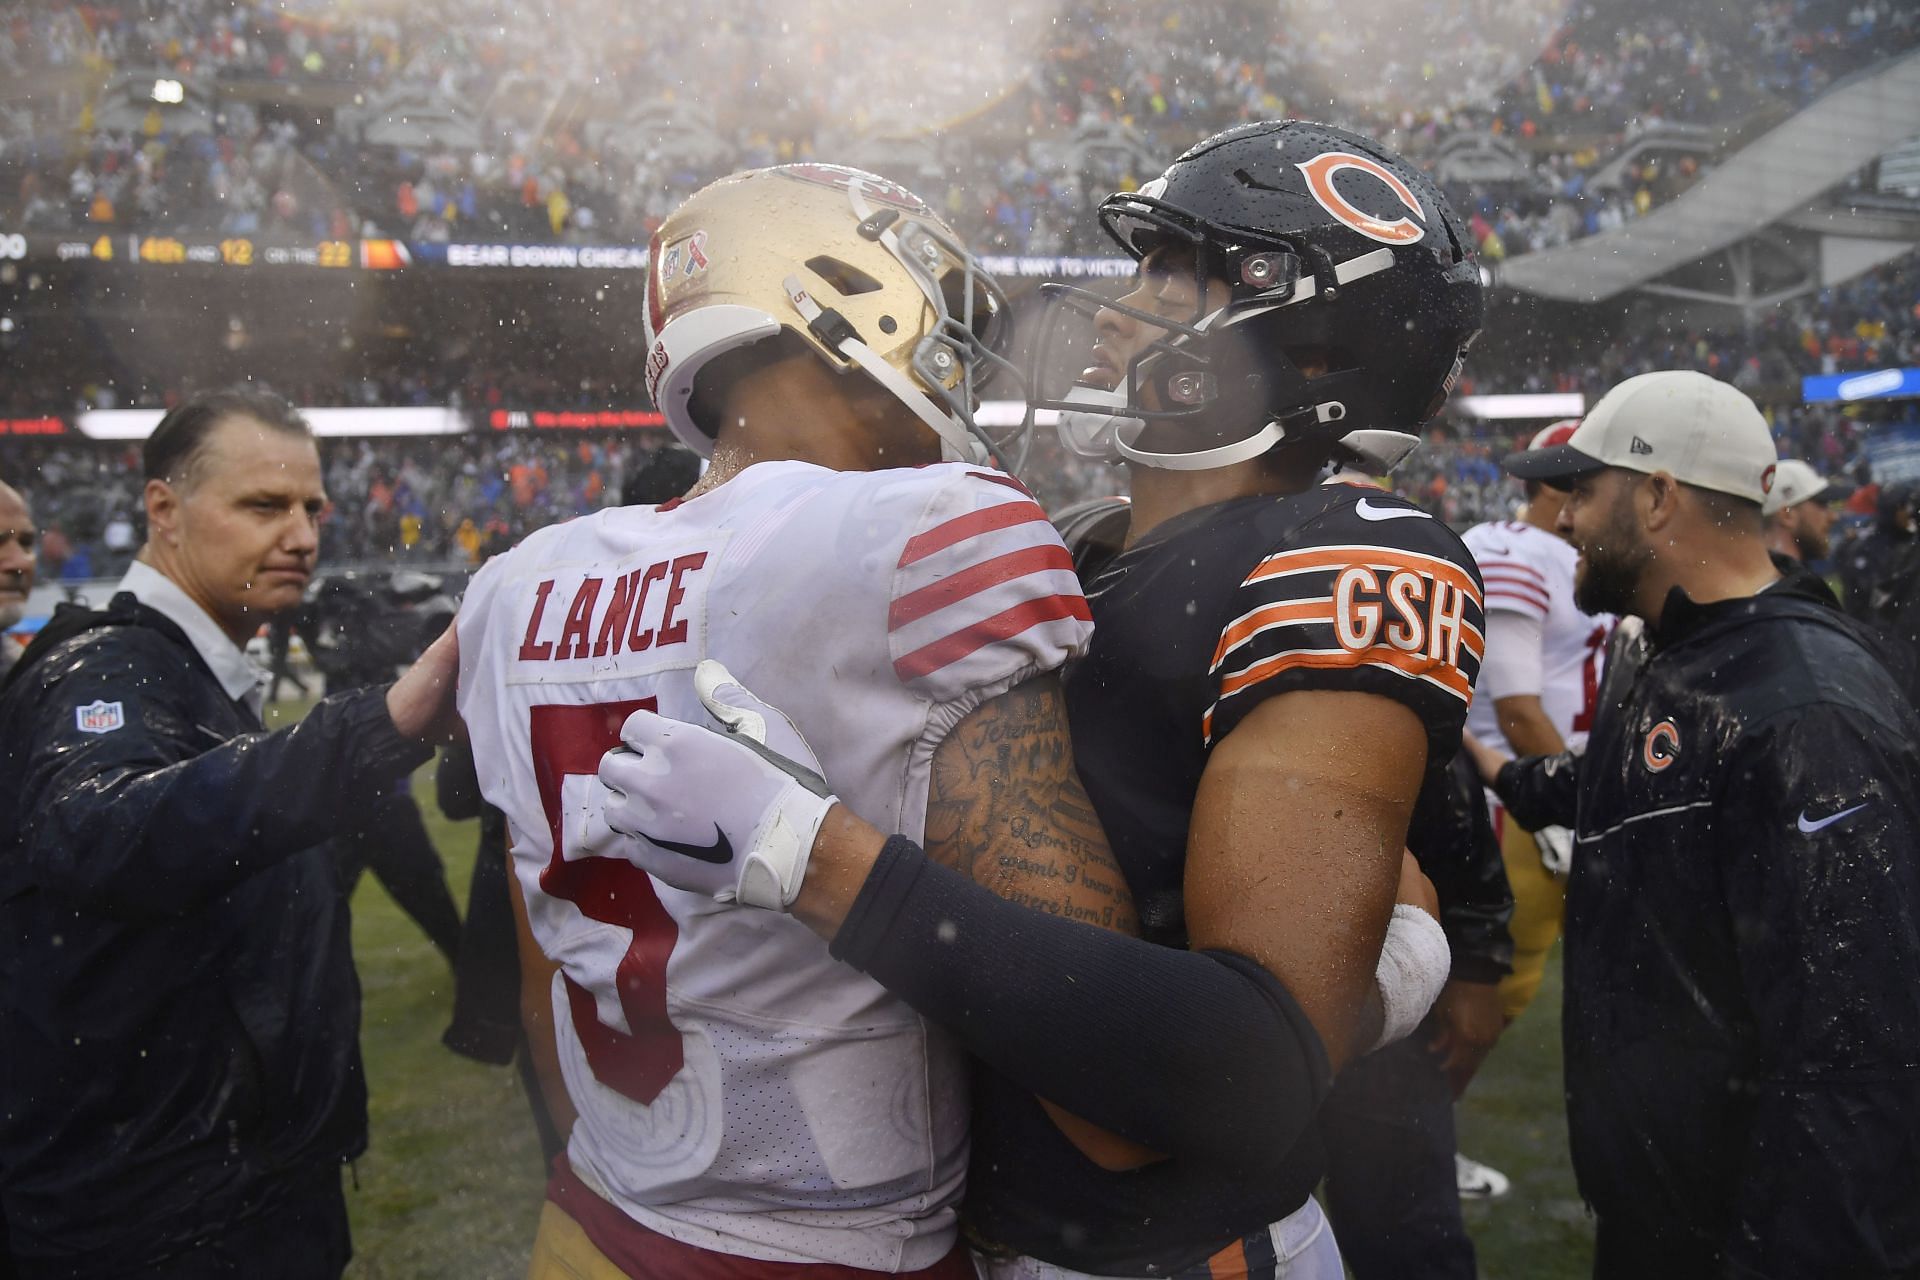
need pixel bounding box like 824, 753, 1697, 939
1031, 120, 1482, 471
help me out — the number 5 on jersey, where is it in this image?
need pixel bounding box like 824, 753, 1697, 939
530, 700, 685, 1105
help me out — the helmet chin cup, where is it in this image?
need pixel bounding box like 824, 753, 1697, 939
1054, 385, 1143, 462
1337, 429, 1423, 474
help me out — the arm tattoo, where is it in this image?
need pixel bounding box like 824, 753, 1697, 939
924, 677, 1139, 936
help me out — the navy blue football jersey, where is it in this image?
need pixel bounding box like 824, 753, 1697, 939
1067, 480, 1484, 948
961, 480, 1485, 1273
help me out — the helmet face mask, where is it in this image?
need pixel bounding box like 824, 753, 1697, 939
1030, 120, 1482, 473
645, 163, 1029, 472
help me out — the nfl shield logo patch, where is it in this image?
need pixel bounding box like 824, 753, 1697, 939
75, 700, 126, 734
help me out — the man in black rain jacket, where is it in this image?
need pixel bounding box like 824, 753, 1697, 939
0, 392, 458, 1279
1471, 372, 1920, 1279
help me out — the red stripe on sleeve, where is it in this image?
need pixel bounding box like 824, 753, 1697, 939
889, 544, 1076, 631
893, 594, 1092, 682
1483, 578, 1551, 611
1473, 558, 1546, 586
899, 500, 1050, 567
967, 470, 1038, 500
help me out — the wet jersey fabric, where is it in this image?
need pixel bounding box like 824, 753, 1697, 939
1460, 519, 1612, 754
1497, 575, 1920, 1276
962, 481, 1484, 1275
456, 460, 1090, 1271
1070, 482, 1484, 950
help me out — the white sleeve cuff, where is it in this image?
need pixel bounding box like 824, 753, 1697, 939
1479, 607, 1545, 702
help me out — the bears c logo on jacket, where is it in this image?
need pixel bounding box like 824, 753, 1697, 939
1296, 151, 1428, 246
1643, 719, 1681, 772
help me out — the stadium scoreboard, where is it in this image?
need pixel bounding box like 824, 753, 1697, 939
2, 231, 651, 274
2, 231, 1126, 279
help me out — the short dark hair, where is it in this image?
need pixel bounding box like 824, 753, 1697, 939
144, 389, 313, 487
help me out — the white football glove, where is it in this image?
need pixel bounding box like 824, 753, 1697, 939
598, 660, 837, 910
1535, 825, 1574, 880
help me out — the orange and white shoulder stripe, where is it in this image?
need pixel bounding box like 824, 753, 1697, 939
1243, 543, 1482, 601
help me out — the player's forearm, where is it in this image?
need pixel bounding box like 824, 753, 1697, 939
825, 836, 1332, 1169
789, 805, 888, 939
1494, 696, 1566, 759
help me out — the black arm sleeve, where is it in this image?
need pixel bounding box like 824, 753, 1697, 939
829, 837, 1333, 1172
1415, 752, 1514, 984
1492, 749, 1581, 833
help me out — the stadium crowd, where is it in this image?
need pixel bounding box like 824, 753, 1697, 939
3, 0, 1915, 261
4, 237, 1917, 570
2, 399, 1903, 581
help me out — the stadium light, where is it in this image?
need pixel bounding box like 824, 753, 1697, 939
77, 407, 466, 439
1452, 393, 1585, 420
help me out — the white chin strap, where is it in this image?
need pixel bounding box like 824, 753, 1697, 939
1061, 389, 1348, 472
783, 274, 986, 466
1114, 419, 1289, 471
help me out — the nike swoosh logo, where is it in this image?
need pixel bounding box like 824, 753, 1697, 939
1798, 803, 1868, 834
642, 824, 734, 864
1355, 499, 1431, 522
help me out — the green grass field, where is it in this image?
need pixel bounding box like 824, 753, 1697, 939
322, 739, 1595, 1278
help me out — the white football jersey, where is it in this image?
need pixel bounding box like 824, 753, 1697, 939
1461, 519, 1613, 755
456, 460, 1092, 1270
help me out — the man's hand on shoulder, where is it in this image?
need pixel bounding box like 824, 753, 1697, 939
386, 623, 463, 742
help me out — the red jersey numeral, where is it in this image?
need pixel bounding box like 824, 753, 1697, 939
1572, 625, 1608, 734
529, 701, 683, 1104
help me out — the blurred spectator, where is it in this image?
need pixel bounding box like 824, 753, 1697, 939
3, 0, 1913, 259
0, 479, 36, 679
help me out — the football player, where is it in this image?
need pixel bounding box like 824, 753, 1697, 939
454, 164, 1139, 1278
598, 122, 1484, 1279
1462, 426, 1614, 1003
1453, 423, 1614, 1198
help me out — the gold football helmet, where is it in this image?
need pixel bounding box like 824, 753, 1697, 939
642, 163, 1024, 469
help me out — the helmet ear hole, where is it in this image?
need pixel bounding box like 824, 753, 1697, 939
805, 256, 883, 296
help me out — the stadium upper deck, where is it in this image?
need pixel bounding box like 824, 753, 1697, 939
2, 0, 1914, 262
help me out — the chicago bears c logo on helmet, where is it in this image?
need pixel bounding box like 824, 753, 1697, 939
1296, 151, 1427, 246
1642, 720, 1680, 772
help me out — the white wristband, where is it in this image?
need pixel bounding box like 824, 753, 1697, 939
734, 783, 834, 911
1372, 904, 1452, 1051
